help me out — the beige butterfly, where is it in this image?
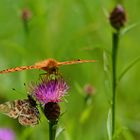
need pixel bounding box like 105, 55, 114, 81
0, 58, 96, 74
0, 95, 40, 126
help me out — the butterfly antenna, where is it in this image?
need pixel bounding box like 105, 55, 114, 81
23, 82, 31, 96
12, 88, 24, 95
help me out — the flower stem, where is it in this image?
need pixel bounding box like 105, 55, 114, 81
112, 31, 119, 138
49, 120, 58, 140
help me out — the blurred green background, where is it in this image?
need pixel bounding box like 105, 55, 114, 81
0, 0, 140, 140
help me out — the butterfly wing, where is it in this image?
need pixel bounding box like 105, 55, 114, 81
0, 100, 27, 118
57, 59, 96, 66
0, 65, 38, 74
18, 104, 40, 126
0, 99, 40, 126
0, 59, 57, 74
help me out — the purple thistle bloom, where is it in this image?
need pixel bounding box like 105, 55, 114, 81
0, 128, 15, 140
31, 77, 69, 104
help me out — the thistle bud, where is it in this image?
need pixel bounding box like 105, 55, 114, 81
22, 8, 32, 22
44, 102, 60, 121
21, 8, 32, 33
84, 84, 96, 96
109, 4, 126, 30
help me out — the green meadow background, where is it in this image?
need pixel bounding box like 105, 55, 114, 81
0, 0, 140, 140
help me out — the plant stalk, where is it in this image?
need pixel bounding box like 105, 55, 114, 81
112, 31, 119, 137
49, 120, 58, 140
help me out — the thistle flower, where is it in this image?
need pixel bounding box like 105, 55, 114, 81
31, 76, 69, 104
0, 128, 15, 140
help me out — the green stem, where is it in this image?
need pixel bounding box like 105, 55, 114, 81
23, 20, 29, 35
112, 31, 119, 138
49, 120, 58, 140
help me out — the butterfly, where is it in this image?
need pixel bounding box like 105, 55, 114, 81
0, 95, 40, 126
0, 58, 96, 74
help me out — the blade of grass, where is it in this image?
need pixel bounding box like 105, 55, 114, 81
121, 23, 139, 36
107, 108, 112, 140
118, 56, 140, 83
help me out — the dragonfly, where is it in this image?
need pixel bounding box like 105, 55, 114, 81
0, 58, 96, 74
